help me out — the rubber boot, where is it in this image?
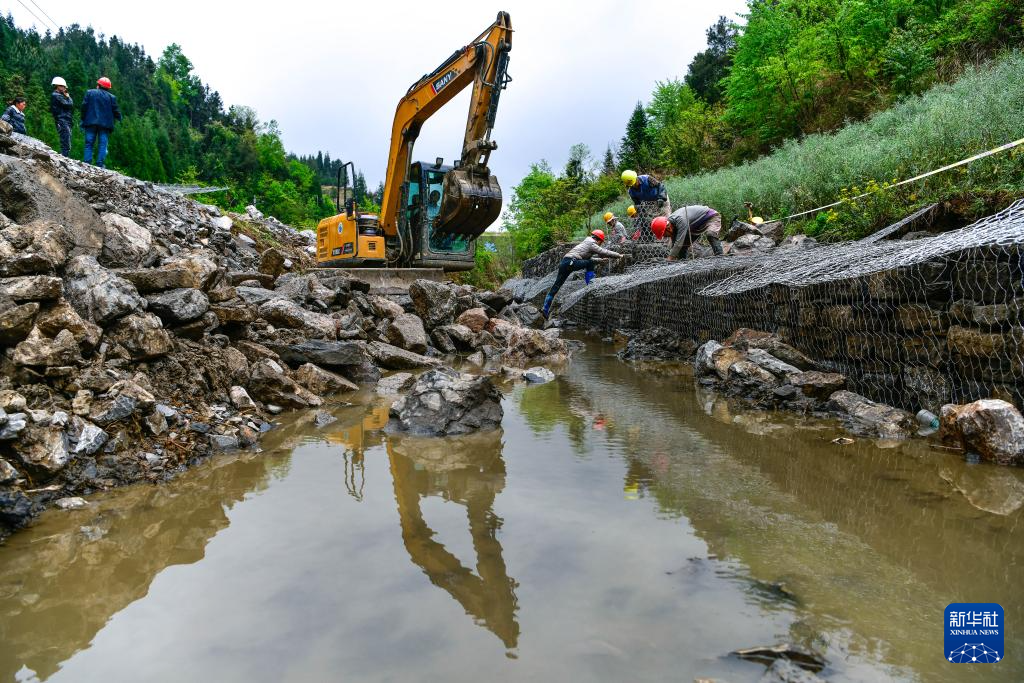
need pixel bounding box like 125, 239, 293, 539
542, 294, 553, 319
584, 270, 596, 285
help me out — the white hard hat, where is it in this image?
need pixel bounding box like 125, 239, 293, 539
51, 76, 67, 87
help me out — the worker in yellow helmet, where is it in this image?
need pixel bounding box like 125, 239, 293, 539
602, 211, 629, 245
621, 170, 670, 241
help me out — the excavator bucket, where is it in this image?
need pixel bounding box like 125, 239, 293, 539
433, 168, 502, 238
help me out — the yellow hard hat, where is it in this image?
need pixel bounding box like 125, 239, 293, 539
603, 211, 615, 223
626, 205, 637, 217
752, 216, 765, 225
621, 169, 638, 186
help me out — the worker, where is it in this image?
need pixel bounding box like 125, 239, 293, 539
652, 205, 724, 260
80, 77, 122, 168
2, 97, 27, 134
603, 211, 629, 245
621, 170, 670, 241
49, 77, 74, 157
542, 229, 624, 319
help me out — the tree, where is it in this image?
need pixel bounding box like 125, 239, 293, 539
685, 16, 738, 104
619, 102, 655, 172
601, 145, 617, 176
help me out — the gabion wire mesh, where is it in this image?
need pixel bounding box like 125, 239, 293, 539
543, 200, 1024, 413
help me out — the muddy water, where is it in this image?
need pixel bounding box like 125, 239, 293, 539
1, 339, 1022, 682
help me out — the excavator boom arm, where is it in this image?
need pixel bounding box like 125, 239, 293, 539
379, 12, 512, 238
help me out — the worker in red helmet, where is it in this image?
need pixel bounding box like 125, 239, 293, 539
542, 229, 624, 319
80, 76, 122, 168
652, 204, 724, 261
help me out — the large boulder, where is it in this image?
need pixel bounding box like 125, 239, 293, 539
64, 255, 145, 325
787, 370, 846, 399
0, 155, 106, 257
384, 313, 428, 354
11, 422, 72, 477
259, 299, 336, 340
456, 307, 489, 334
99, 213, 152, 267
409, 279, 458, 329
273, 274, 336, 309
146, 288, 210, 325
118, 254, 219, 293
388, 367, 503, 436
828, 390, 916, 439
694, 340, 723, 376
104, 313, 174, 360
259, 247, 288, 278
940, 399, 1024, 466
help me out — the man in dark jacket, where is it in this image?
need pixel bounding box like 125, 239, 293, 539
81, 77, 122, 168
1, 97, 27, 135
621, 170, 671, 242
50, 77, 74, 156
651, 205, 724, 260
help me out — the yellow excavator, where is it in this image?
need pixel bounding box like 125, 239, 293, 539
316, 12, 512, 272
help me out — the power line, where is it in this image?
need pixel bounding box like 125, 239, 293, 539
13, 0, 58, 33
26, 0, 60, 32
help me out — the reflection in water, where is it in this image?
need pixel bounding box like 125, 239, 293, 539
0, 450, 281, 683
328, 414, 520, 650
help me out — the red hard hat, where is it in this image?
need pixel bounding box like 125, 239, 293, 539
97, 77, 112, 89
591, 229, 605, 242
651, 217, 669, 240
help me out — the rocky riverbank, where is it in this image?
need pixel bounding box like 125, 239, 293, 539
0, 126, 569, 541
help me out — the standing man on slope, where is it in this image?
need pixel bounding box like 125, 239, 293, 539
651, 205, 724, 260
50, 77, 74, 157
542, 230, 624, 319
621, 170, 670, 241
81, 77, 122, 168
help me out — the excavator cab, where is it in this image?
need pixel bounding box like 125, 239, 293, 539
400, 161, 478, 271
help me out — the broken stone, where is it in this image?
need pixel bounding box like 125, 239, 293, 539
940, 399, 1024, 466
502, 327, 572, 367
11, 424, 72, 476
99, 213, 152, 267
229, 385, 258, 411
248, 359, 323, 409
259, 298, 336, 339
388, 367, 503, 436
376, 372, 416, 395
35, 301, 102, 351
368, 341, 442, 370
89, 395, 139, 426
712, 346, 745, 380
828, 390, 916, 439
72, 389, 93, 416
54, 496, 89, 510
694, 340, 723, 376
209, 434, 240, 451
523, 367, 555, 384
293, 363, 358, 395
384, 313, 428, 354
12, 327, 81, 367
146, 288, 210, 324
0, 391, 26, 412
0, 301, 38, 344
64, 255, 144, 325
313, 410, 337, 428
788, 371, 846, 399
409, 279, 458, 329
269, 339, 369, 368
69, 418, 108, 455
0, 275, 62, 301
103, 312, 174, 360
369, 295, 405, 320
456, 307, 489, 334
0, 408, 28, 440
0, 457, 19, 484
144, 409, 168, 436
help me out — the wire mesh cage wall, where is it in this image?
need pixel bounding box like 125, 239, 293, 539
553, 200, 1024, 413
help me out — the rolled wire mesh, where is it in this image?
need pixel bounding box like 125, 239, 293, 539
550, 200, 1024, 413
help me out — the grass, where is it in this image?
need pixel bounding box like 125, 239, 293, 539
598, 51, 1024, 241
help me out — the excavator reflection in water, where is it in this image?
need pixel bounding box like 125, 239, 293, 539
324, 404, 519, 649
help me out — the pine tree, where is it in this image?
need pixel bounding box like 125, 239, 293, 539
685, 16, 738, 104
619, 102, 654, 172
601, 145, 617, 175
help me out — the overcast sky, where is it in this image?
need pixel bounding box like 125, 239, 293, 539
7, 0, 747, 199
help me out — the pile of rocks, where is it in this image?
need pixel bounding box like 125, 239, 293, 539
0, 127, 571, 540
693, 329, 918, 439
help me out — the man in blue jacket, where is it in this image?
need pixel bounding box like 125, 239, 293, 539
80, 77, 122, 168
621, 170, 671, 242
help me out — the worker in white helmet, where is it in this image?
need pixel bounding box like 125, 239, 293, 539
49, 77, 74, 157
